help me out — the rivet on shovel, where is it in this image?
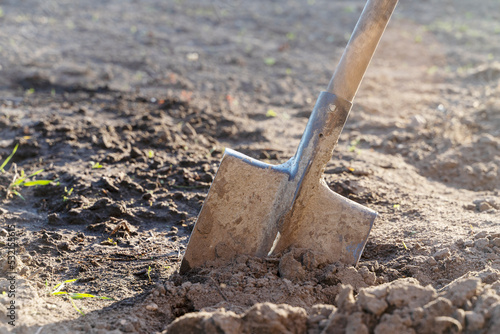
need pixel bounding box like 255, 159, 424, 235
180, 0, 399, 274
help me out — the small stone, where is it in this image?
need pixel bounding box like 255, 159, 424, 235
433, 248, 450, 261
278, 252, 306, 282
409, 115, 426, 128
130, 147, 143, 159
490, 238, 500, 248
145, 303, 158, 311
57, 241, 73, 252
475, 238, 490, 250
119, 319, 136, 333
479, 201, 493, 212
155, 283, 166, 295
427, 257, 438, 266
142, 192, 153, 201
21, 254, 32, 264
464, 240, 474, 247
46, 303, 57, 310
474, 231, 488, 239
465, 311, 484, 331
464, 203, 476, 211
19, 266, 29, 276
182, 122, 197, 137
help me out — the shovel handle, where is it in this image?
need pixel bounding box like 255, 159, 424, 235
326, 0, 398, 102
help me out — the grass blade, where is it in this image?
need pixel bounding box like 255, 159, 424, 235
68, 293, 114, 300
0, 144, 18, 172
23, 180, 52, 187
11, 190, 25, 200
52, 278, 78, 293
52, 291, 68, 296
11, 177, 26, 187
69, 297, 85, 315
27, 169, 44, 178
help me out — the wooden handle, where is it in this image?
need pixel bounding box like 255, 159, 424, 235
326, 0, 398, 102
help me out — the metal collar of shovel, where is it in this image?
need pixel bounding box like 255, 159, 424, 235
180, 0, 398, 274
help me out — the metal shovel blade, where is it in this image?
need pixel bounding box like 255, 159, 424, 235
180, 93, 377, 273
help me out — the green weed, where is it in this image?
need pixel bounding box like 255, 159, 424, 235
266, 109, 277, 117
90, 161, 103, 169
1, 144, 53, 199
264, 57, 276, 66
50, 278, 113, 315
63, 186, 74, 201
348, 139, 360, 154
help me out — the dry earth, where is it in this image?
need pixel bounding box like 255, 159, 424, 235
0, 0, 499, 333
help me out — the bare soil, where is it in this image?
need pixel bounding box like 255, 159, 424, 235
0, 0, 499, 333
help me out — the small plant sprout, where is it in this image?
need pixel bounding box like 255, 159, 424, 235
264, 57, 276, 66
90, 161, 103, 169
1, 144, 54, 199
348, 138, 361, 154
402, 241, 408, 250
101, 237, 117, 246
148, 150, 154, 159
50, 278, 113, 315
266, 109, 277, 117
63, 187, 74, 201
147, 266, 152, 283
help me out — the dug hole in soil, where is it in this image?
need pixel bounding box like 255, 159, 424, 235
0, 0, 499, 333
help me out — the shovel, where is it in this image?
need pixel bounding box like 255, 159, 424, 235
180, 0, 398, 274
